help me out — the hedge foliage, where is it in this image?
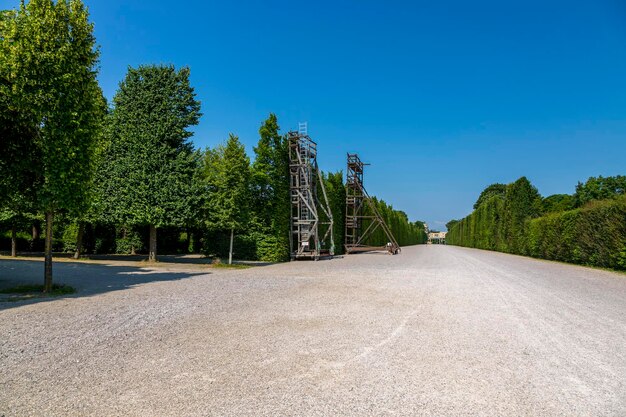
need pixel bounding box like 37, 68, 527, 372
447, 177, 626, 270
360, 198, 427, 247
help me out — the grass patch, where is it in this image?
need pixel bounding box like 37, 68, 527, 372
0, 283, 76, 301
212, 263, 250, 269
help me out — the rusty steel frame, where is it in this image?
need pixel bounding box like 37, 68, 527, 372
345, 153, 400, 255
288, 131, 334, 260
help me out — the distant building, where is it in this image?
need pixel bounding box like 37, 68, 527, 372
428, 231, 447, 244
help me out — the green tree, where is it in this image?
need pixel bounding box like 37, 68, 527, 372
445, 219, 460, 231
98, 65, 202, 261
0, 9, 39, 200
541, 194, 575, 214
574, 175, 626, 207
473, 183, 507, 209
203, 135, 251, 264
502, 177, 541, 253
1, 0, 105, 291
250, 114, 290, 261
0, 8, 37, 258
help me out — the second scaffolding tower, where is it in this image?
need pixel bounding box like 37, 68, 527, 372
345, 153, 400, 255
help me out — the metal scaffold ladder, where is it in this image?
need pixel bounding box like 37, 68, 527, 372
344, 153, 400, 255
288, 129, 334, 260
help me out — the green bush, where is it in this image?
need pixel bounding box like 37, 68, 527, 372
618, 246, 626, 270
255, 234, 289, 262
115, 228, 143, 254
61, 222, 79, 253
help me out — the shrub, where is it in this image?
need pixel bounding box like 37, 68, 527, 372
255, 234, 289, 262
115, 229, 143, 254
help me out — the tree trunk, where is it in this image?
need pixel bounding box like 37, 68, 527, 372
73, 222, 85, 259
149, 224, 157, 262
44, 212, 53, 293
228, 228, 234, 265
122, 227, 136, 255
31, 223, 40, 251
11, 224, 17, 257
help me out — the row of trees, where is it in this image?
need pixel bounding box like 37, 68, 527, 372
446, 176, 626, 270
1, 0, 426, 291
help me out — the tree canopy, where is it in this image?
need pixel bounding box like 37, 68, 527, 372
250, 114, 290, 261
0, 0, 105, 290
97, 64, 201, 261
473, 183, 507, 209
202, 134, 251, 233
574, 175, 626, 207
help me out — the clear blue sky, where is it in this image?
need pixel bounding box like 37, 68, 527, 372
7, 0, 626, 230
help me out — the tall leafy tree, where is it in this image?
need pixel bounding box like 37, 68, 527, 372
71, 124, 110, 259
445, 219, 460, 231
250, 114, 290, 261
203, 135, 251, 264
574, 175, 626, 207
98, 65, 202, 261
503, 177, 541, 252
0, 0, 105, 291
541, 194, 575, 214
473, 183, 507, 209
0, 9, 37, 258
0, 9, 34, 192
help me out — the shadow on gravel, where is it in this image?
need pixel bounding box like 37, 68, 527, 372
0, 259, 208, 311
0, 252, 275, 267
0, 252, 214, 264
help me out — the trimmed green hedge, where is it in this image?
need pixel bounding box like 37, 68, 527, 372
448, 195, 626, 270
525, 197, 626, 269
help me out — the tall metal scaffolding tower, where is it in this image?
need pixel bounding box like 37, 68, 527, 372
345, 153, 400, 255
289, 130, 334, 260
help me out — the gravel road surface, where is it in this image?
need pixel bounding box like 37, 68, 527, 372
1, 245, 625, 416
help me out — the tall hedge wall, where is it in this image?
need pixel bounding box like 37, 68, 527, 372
525, 197, 626, 269
448, 185, 626, 270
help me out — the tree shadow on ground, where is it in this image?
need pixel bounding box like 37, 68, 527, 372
0, 259, 209, 311
0, 252, 213, 264
0, 252, 274, 266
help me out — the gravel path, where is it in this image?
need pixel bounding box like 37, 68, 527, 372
1, 245, 626, 416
